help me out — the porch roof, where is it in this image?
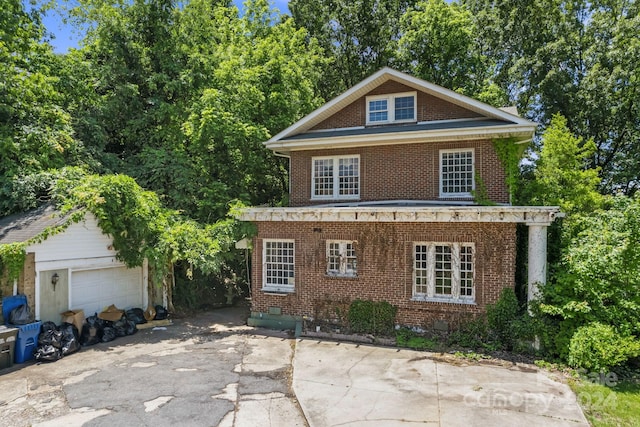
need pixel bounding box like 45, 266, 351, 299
235, 205, 563, 226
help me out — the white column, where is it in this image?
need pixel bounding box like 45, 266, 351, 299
527, 224, 549, 305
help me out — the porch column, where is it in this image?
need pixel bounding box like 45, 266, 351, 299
527, 223, 549, 305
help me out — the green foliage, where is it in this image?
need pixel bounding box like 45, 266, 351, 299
492, 138, 526, 203
398, 0, 495, 97
567, 323, 640, 371
529, 114, 604, 215
348, 299, 397, 336
396, 328, 439, 350
0, 243, 27, 283
537, 195, 640, 359
486, 288, 536, 351
464, 0, 640, 193
447, 317, 489, 349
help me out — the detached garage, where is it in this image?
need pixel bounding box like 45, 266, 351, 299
0, 205, 149, 324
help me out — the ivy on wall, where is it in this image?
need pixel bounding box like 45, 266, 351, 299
492, 137, 527, 203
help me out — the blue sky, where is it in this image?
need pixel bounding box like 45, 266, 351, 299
34, 1, 291, 53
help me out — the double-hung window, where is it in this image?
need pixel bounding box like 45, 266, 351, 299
440, 149, 475, 198
263, 239, 295, 293
326, 240, 357, 277
312, 155, 359, 200
366, 92, 417, 125
413, 242, 475, 302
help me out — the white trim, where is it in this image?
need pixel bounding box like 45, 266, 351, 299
262, 239, 295, 293
267, 67, 536, 146
412, 242, 475, 303
417, 117, 486, 125
235, 206, 563, 226
439, 148, 475, 198
365, 91, 417, 125
311, 155, 360, 200
266, 123, 537, 152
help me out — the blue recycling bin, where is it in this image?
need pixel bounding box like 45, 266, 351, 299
2, 295, 41, 363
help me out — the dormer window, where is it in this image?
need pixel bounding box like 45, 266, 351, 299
366, 92, 417, 125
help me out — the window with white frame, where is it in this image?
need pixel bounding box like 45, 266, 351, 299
326, 240, 357, 277
366, 92, 417, 125
312, 155, 360, 199
263, 240, 295, 292
440, 149, 475, 197
413, 242, 475, 302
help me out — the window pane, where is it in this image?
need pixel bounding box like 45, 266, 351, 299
434, 245, 452, 295
265, 241, 294, 288
441, 151, 473, 195
313, 159, 333, 197
369, 99, 388, 122
327, 241, 357, 276
338, 157, 359, 196
414, 244, 429, 295
460, 245, 474, 297
394, 96, 415, 120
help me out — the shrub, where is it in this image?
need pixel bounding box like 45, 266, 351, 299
567, 322, 640, 371
348, 299, 397, 336
447, 317, 489, 349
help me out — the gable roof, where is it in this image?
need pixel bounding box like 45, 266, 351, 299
0, 204, 69, 244
266, 67, 537, 152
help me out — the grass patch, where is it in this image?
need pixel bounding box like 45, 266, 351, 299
570, 379, 640, 426
396, 328, 439, 351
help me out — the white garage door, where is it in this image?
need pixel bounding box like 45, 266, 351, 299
71, 266, 144, 317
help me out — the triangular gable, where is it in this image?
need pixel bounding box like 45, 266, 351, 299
267, 68, 535, 149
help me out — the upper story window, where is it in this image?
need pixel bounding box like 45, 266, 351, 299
312, 155, 360, 200
440, 149, 475, 198
366, 92, 417, 125
327, 240, 357, 277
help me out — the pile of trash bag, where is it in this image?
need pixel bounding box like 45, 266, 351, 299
80, 312, 138, 346
34, 321, 81, 362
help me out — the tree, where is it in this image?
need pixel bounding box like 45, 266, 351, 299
398, 0, 503, 102
527, 114, 603, 216
0, 0, 82, 214
290, 0, 416, 98
463, 0, 640, 193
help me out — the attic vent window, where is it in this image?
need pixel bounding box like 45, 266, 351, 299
366, 92, 417, 125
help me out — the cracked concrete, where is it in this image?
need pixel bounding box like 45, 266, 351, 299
0, 307, 587, 426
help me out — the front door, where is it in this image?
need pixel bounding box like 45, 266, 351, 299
39, 269, 69, 324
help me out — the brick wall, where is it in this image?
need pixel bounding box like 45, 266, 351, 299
311, 81, 479, 131
290, 140, 509, 206
0, 252, 36, 322
250, 221, 516, 329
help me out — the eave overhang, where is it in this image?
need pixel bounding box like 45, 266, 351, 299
235, 206, 563, 227
267, 123, 537, 152
266, 67, 538, 151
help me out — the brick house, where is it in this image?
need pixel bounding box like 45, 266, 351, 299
236, 68, 561, 332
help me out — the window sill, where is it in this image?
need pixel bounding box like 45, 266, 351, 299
325, 273, 359, 280
411, 297, 476, 305
262, 288, 294, 296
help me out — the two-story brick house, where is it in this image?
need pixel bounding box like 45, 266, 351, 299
236, 68, 561, 332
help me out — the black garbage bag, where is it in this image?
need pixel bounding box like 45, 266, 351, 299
59, 322, 81, 356
125, 319, 137, 336
41, 321, 58, 333
34, 344, 62, 362
9, 304, 31, 324
125, 308, 146, 324
80, 323, 101, 346
113, 317, 128, 337
38, 328, 63, 348
154, 305, 168, 320
82, 313, 107, 346
101, 326, 116, 342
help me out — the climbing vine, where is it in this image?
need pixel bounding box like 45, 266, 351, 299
492, 137, 526, 203
0, 170, 254, 287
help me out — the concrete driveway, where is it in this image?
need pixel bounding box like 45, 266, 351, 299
0, 307, 588, 426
